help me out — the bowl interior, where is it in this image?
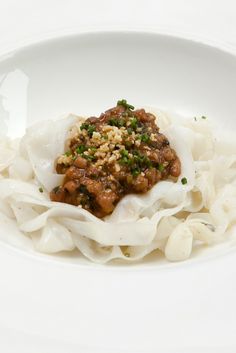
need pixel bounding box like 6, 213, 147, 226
0, 31, 236, 266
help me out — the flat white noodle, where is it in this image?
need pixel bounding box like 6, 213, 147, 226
23, 114, 78, 191
0, 109, 236, 263
0, 137, 17, 172
34, 219, 75, 253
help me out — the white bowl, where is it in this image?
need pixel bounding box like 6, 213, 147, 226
0, 31, 236, 353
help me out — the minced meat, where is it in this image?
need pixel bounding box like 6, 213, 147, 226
50, 100, 181, 218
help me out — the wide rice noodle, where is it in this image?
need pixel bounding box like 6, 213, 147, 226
0, 110, 236, 263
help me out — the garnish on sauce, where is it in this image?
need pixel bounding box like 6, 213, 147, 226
181, 177, 188, 185
50, 101, 181, 218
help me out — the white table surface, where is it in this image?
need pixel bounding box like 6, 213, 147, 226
0, 0, 236, 54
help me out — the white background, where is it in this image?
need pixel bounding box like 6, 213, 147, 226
0, 0, 236, 54
0, 1, 236, 353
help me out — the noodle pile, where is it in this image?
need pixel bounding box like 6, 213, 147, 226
0, 110, 236, 263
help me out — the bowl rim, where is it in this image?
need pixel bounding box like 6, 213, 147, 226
0, 27, 236, 62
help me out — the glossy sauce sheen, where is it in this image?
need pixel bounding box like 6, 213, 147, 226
50, 102, 181, 218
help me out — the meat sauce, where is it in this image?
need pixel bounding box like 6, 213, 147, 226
50, 100, 181, 218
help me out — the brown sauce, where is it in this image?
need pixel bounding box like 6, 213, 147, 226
50, 100, 181, 218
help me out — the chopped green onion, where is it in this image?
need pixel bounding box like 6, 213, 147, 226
120, 149, 129, 158
89, 146, 97, 152
80, 123, 89, 130
108, 117, 125, 127
64, 150, 72, 156
88, 125, 96, 136
80, 123, 96, 136
39, 187, 43, 193
119, 149, 152, 170
181, 177, 188, 185
127, 127, 133, 135
119, 150, 132, 166
140, 133, 150, 143
120, 156, 128, 165
120, 156, 132, 166
83, 154, 96, 161
130, 117, 137, 129
158, 163, 164, 172
117, 99, 134, 110
133, 150, 152, 168
131, 168, 140, 177
76, 145, 87, 154
201, 116, 207, 119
